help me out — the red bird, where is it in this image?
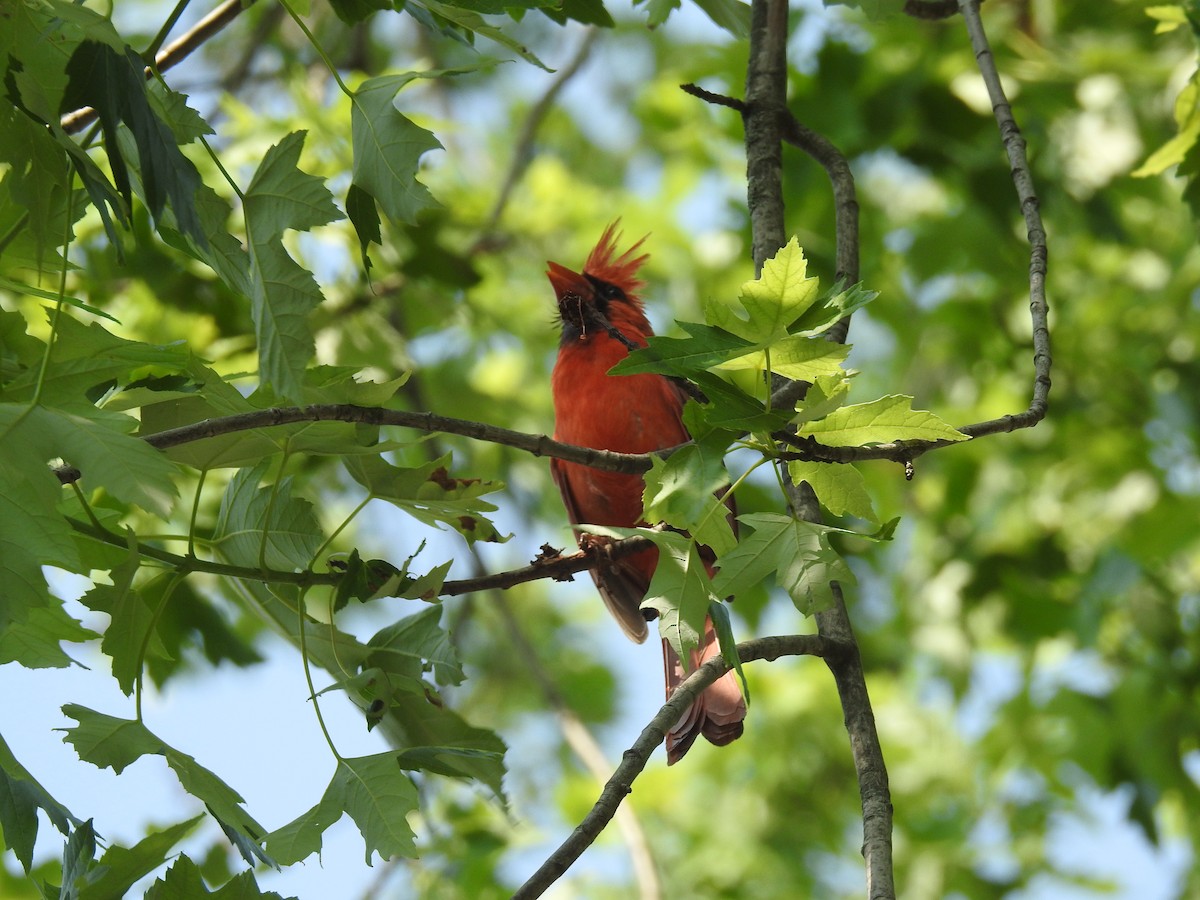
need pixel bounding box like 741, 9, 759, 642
548, 223, 747, 764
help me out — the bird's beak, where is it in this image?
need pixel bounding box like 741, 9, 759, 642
546, 261, 589, 300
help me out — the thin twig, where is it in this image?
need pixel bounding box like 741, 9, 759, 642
440, 538, 654, 596
958, 0, 1051, 425
66, 512, 654, 596
512, 634, 831, 900
777, 111, 859, 345
61, 0, 257, 134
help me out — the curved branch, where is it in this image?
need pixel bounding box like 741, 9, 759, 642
512, 634, 832, 900
772, 406, 1046, 472
776, 111, 859, 346
140, 404, 657, 474
958, 0, 1052, 426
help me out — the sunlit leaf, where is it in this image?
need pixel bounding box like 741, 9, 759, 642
798, 394, 969, 446
788, 459, 879, 523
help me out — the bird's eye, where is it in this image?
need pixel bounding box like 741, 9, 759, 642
586, 276, 626, 305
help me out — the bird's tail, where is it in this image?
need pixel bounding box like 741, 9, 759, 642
663, 617, 747, 764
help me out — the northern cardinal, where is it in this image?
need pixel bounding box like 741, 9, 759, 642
548, 223, 747, 764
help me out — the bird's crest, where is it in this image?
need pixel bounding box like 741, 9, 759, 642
583, 221, 650, 297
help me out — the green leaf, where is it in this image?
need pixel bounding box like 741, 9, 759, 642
408, 0, 550, 70
0, 110, 78, 274
642, 535, 718, 663
243, 131, 343, 403
61, 818, 99, 898
78, 538, 163, 695
144, 854, 290, 899
163, 745, 272, 867
797, 394, 969, 446
59, 705, 163, 775
690, 0, 751, 37
365, 605, 464, 686
80, 815, 204, 900
688, 371, 793, 433
642, 432, 736, 556
345, 453, 506, 545
376, 692, 507, 793
705, 238, 821, 344
3, 313, 190, 410
334, 754, 420, 863
0, 598, 100, 669
611, 321, 755, 378
0, 275, 116, 321
707, 600, 749, 703
643, 0, 682, 28
793, 373, 853, 424
213, 463, 324, 570
582, 527, 715, 663
345, 183, 382, 272
1133, 70, 1200, 176
349, 73, 444, 245
542, 0, 616, 26
0, 409, 83, 630
61, 705, 274, 867
0, 733, 79, 872
711, 513, 854, 616
790, 280, 879, 337
328, 0, 393, 24
30, 406, 178, 516
714, 333, 849, 381
267, 754, 420, 867
788, 460, 879, 523
263, 789, 344, 867
61, 41, 205, 244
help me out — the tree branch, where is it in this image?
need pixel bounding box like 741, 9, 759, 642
776, 110, 859, 346
440, 537, 654, 596
61, 0, 257, 134
744, 2, 896, 897
744, 0, 789, 273
958, 0, 1052, 427
66, 513, 654, 598
512, 634, 831, 900
139, 404, 657, 474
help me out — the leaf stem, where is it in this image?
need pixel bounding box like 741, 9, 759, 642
296, 587, 345, 762
135, 572, 185, 723
278, 0, 353, 98
187, 470, 207, 559
29, 166, 76, 409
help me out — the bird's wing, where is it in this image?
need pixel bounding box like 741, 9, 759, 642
551, 456, 651, 643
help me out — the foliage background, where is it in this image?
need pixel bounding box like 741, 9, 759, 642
1, 0, 1199, 897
